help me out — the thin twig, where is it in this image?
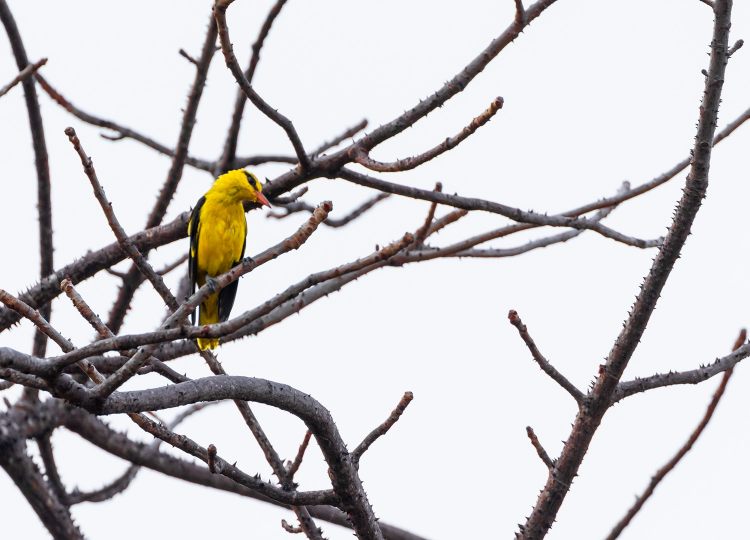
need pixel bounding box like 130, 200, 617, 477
338, 168, 662, 249
214, 0, 310, 170
64, 128, 179, 312
0, 57, 46, 98
615, 332, 750, 401
412, 183, 442, 247
216, 0, 289, 174
508, 310, 583, 404
67, 403, 216, 504
60, 278, 187, 384
35, 74, 215, 172
352, 392, 413, 467
312, 119, 368, 156
0, 2, 54, 360
351, 97, 503, 172
269, 193, 391, 228
526, 426, 553, 470
288, 431, 313, 480
605, 329, 746, 540
178, 48, 199, 65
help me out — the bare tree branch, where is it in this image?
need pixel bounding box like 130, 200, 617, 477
606, 329, 746, 540
99, 377, 383, 539
526, 426, 553, 470
508, 310, 583, 404
0, 0, 54, 360
63, 408, 427, 540
351, 97, 503, 172
64, 127, 179, 312
0, 56, 45, 98
352, 392, 414, 468
518, 2, 734, 536
216, 0, 289, 174
106, 13, 218, 334
270, 193, 391, 228
214, 0, 311, 170
338, 168, 661, 249
615, 336, 750, 402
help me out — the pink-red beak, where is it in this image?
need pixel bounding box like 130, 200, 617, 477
257, 192, 271, 207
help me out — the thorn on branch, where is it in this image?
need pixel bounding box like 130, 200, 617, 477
526, 426, 554, 470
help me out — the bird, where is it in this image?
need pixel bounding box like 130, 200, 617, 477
187, 169, 271, 350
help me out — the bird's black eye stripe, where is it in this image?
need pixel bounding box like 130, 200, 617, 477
245, 171, 261, 191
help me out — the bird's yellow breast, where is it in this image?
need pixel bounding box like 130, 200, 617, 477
196, 197, 247, 278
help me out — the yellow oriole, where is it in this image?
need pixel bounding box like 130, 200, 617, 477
188, 169, 270, 350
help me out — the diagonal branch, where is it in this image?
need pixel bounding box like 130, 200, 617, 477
89, 203, 332, 397
605, 329, 746, 540
107, 13, 218, 333
508, 310, 583, 403
64, 128, 179, 312
352, 392, 413, 468
216, 0, 289, 174
351, 97, 503, 172
518, 2, 734, 536
214, 0, 310, 170
269, 193, 391, 228
0, 57, 45, 98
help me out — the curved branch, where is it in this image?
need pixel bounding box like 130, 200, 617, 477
99, 375, 383, 539
352, 97, 503, 172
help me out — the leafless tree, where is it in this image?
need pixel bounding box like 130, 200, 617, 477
0, 0, 747, 539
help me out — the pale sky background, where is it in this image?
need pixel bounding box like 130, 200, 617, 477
2, 1, 750, 538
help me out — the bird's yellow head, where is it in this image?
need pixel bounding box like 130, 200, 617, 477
209, 169, 271, 207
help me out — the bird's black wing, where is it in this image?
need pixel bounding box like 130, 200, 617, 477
187, 196, 206, 325
218, 216, 246, 322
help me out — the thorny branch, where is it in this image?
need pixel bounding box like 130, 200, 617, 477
518, 1, 734, 537
2, 1, 749, 539
605, 329, 746, 540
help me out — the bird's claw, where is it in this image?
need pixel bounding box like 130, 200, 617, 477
205, 277, 219, 293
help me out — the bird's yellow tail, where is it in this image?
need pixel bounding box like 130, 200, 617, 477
197, 294, 220, 350
197, 337, 219, 351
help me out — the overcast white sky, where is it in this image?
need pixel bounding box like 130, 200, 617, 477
2, 1, 750, 538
